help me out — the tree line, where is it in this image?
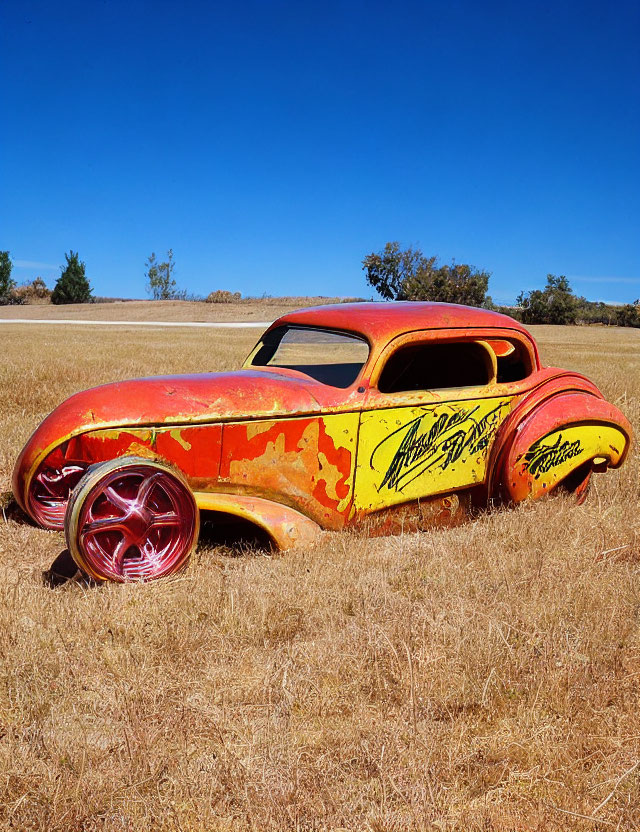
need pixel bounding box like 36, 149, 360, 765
0, 250, 92, 305
362, 241, 640, 327
0, 247, 220, 305
2, 243, 638, 327
0, 248, 186, 305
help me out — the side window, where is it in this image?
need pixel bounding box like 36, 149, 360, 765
378, 341, 494, 394
249, 326, 369, 388
488, 339, 533, 383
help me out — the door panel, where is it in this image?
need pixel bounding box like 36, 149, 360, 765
220, 413, 359, 528
354, 397, 513, 512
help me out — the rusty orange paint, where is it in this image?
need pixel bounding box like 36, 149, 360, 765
220, 414, 357, 528
73, 425, 224, 483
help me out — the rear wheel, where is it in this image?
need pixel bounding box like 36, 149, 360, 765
65, 457, 199, 582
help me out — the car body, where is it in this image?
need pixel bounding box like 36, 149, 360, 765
13, 302, 632, 582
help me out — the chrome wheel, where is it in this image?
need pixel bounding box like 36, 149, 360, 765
66, 457, 199, 582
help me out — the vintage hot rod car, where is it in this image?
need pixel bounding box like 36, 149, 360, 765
13, 302, 632, 582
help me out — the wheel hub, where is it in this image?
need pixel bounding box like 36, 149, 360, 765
125, 506, 153, 543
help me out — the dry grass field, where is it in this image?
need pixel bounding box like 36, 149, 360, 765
0, 318, 639, 831
0, 297, 358, 324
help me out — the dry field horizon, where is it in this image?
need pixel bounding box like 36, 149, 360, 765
0, 296, 363, 325
1, 310, 639, 830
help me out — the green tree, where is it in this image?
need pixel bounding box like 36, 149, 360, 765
51, 251, 93, 304
146, 249, 185, 300
517, 274, 578, 325
404, 261, 490, 307
0, 251, 15, 304
145, 252, 160, 298
362, 242, 435, 300
362, 242, 490, 307
617, 301, 640, 328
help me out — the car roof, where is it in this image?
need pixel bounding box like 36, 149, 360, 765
271, 301, 530, 345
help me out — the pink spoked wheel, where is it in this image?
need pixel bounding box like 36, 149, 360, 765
65, 457, 199, 582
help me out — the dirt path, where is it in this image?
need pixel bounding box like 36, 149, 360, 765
0, 318, 271, 328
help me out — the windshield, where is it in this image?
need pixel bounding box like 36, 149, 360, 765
249, 326, 369, 388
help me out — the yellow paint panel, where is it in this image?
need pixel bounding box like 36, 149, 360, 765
318, 413, 359, 514
522, 424, 625, 494
355, 397, 513, 511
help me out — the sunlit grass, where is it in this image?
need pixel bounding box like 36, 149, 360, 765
0, 314, 639, 830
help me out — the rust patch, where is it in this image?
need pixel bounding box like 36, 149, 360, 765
221, 417, 354, 525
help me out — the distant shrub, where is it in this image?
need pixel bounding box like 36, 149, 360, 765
11, 286, 33, 303
206, 290, 242, 303
5, 291, 26, 305
242, 295, 363, 306
12, 277, 51, 304
92, 296, 138, 303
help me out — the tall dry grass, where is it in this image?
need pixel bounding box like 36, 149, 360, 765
0, 320, 639, 830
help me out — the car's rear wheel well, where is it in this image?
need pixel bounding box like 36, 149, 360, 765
543, 458, 592, 507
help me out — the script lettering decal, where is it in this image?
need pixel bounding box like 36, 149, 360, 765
524, 434, 583, 478
371, 402, 509, 493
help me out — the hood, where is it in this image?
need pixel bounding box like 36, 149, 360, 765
12, 369, 323, 506
52, 369, 322, 428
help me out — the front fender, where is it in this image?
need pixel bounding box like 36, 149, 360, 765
194, 492, 322, 550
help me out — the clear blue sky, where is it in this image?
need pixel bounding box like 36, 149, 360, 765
1, 0, 639, 304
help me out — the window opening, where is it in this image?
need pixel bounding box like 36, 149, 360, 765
378, 341, 494, 393
250, 326, 369, 388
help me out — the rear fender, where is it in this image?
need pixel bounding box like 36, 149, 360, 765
488, 372, 607, 499
194, 492, 322, 550
498, 393, 631, 502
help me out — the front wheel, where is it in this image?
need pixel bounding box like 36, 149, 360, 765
65, 457, 199, 582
